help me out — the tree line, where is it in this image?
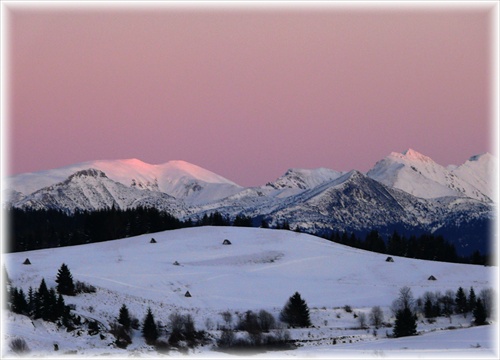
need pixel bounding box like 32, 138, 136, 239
5, 207, 490, 265
325, 229, 491, 265
6, 207, 183, 252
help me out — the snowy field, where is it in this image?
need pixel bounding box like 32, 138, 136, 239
2, 226, 498, 358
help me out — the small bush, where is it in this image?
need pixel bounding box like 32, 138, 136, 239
88, 320, 100, 336
75, 281, 96, 294
369, 306, 384, 329
155, 339, 170, 354
344, 305, 352, 313
9, 338, 30, 355
357, 312, 367, 329
217, 329, 236, 348
109, 322, 132, 349
220, 311, 233, 329
131, 317, 140, 330
167, 313, 208, 349
216, 327, 294, 353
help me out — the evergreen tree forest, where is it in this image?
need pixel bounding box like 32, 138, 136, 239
6, 207, 184, 252
5, 207, 490, 265
8, 278, 73, 326
326, 229, 491, 265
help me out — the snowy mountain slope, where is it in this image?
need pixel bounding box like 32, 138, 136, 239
266, 167, 344, 190
4, 150, 495, 257
196, 171, 491, 253
258, 171, 489, 235
6, 159, 242, 205
189, 168, 346, 218
11, 169, 187, 215
3, 227, 496, 356
367, 149, 492, 202
451, 153, 496, 201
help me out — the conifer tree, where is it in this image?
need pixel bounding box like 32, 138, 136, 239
43, 288, 58, 321
455, 287, 467, 315
424, 297, 434, 318
142, 307, 158, 345
393, 307, 417, 337
34, 278, 49, 319
392, 286, 417, 338
10, 287, 28, 315
27, 287, 34, 316
118, 304, 131, 331
468, 287, 477, 313
473, 299, 487, 325
280, 291, 311, 328
55, 263, 75, 296
56, 293, 66, 320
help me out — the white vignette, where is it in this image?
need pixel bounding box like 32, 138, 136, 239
0, 1, 498, 359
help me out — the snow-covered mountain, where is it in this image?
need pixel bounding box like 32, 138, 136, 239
367, 149, 494, 202
266, 168, 344, 190
12, 169, 187, 215
4, 150, 496, 256
6, 159, 242, 206
450, 153, 496, 201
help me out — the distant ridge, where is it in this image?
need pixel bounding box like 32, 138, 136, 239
4, 149, 495, 257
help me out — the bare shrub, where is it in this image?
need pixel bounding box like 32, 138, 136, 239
217, 329, 236, 348
369, 306, 384, 329
109, 321, 132, 349
9, 338, 30, 355
221, 311, 233, 329
258, 310, 276, 332
479, 288, 495, 318
75, 281, 96, 294
357, 312, 367, 329
391, 286, 415, 315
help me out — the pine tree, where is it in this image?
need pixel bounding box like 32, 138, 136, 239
392, 286, 417, 338
393, 307, 417, 337
118, 304, 131, 331
142, 307, 158, 345
473, 299, 487, 325
43, 288, 58, 321
34, 278, 49, 319
56, 293, 66, 320
424, 297, 434, 319
10, 287, 28, 315
455, 287, 467, 315
468, 287, 477, 313
279, 291, 312, 328
27, 287, 34, 316
55, 263, 75, 296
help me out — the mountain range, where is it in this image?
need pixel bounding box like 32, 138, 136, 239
3, 149, 496, 256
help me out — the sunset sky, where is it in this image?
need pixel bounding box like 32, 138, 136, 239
4, 2, 497, 186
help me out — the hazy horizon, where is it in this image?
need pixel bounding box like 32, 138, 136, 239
5, 3, 496, 186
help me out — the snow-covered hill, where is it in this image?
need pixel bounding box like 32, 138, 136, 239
3, 227, 496, 357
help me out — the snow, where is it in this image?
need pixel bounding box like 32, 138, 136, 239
3, 226, 497, 357
367, 149, 494, 202
5, 159, 243, 206
268, 168, 345, 190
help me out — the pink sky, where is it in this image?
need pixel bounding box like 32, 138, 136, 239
5, 3, 497, 186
